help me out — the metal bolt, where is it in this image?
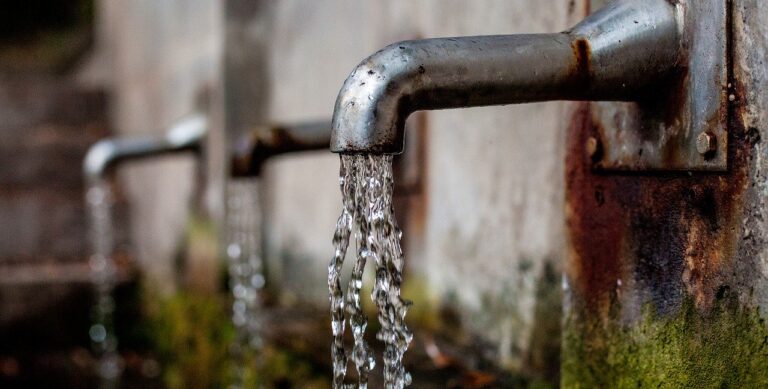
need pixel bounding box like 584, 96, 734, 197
586, 136, 599, 157
696, 132, 717, 155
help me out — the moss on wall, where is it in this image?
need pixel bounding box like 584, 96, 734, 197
526, 262, 562, 385
562, 294, 768, 388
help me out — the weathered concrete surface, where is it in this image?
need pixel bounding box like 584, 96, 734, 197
561, 1, 768, 386
421, 2, 574, 372
103, 0, 222, 292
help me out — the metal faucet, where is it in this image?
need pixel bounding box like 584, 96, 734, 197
83, 113, 208, 183
230, 120, 332, 177
330, 0, 682, 154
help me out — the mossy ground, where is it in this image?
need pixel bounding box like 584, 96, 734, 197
142, 289, 330, 389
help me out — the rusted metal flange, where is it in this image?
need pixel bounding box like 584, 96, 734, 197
590, 0, 729, 172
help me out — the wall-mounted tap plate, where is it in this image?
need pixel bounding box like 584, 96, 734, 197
590, 0, 729, 172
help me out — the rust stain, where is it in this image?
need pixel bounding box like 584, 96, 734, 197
230, 132, 259, 177
231, 125, 330, 177
566, 87, 750, 318
566, 103, 627, 317
570, 38, 592, 90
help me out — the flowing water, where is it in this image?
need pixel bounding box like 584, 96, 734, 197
329, 155, 412, 389
87, 177, 266, 388
86, 179, 122, 388
225, 178, 266, 387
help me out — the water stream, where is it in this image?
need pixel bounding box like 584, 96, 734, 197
85, 179, 122, 388
225, 178, 266, 387
329, 155, 412, 389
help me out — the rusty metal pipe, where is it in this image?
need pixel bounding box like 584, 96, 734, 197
83, 113, 208, 183
330, 0, 680, 154
230, 120, 332, 177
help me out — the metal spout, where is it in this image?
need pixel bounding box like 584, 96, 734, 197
83, 113, 208, 182
330, 0, 680, 154
230, 120, 332, 177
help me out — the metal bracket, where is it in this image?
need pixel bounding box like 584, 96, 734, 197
590, 0, 729, 172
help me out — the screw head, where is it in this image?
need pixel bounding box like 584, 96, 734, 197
586, 136, 599, 159
696, 132, 717, 155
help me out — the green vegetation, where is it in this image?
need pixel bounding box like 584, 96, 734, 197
144, 290, 329, 388
146, 291, 236, 388
562, 295, 768, 388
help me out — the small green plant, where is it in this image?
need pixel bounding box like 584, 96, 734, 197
142, 287, 332, 388
146, 291, 236, 389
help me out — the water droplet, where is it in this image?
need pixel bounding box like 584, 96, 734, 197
225, 179, 265, 387
227, 243, 242, 259
250, 274, 265, 288
90, 324, 107, 343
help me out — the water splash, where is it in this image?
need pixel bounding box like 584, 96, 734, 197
225, 178, 265, 387
329, 155, 412, 388
86, 180, 122, 387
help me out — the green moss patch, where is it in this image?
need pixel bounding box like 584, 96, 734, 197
563, 296, 768, 388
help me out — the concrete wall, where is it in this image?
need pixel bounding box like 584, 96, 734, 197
102, 0, 223, 292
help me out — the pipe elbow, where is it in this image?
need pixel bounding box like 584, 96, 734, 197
231, 120, 333, 177
331, 41, 424, 154
83, 139, 119, 182
164, 113, 208, 151
82, 113, 207, 183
